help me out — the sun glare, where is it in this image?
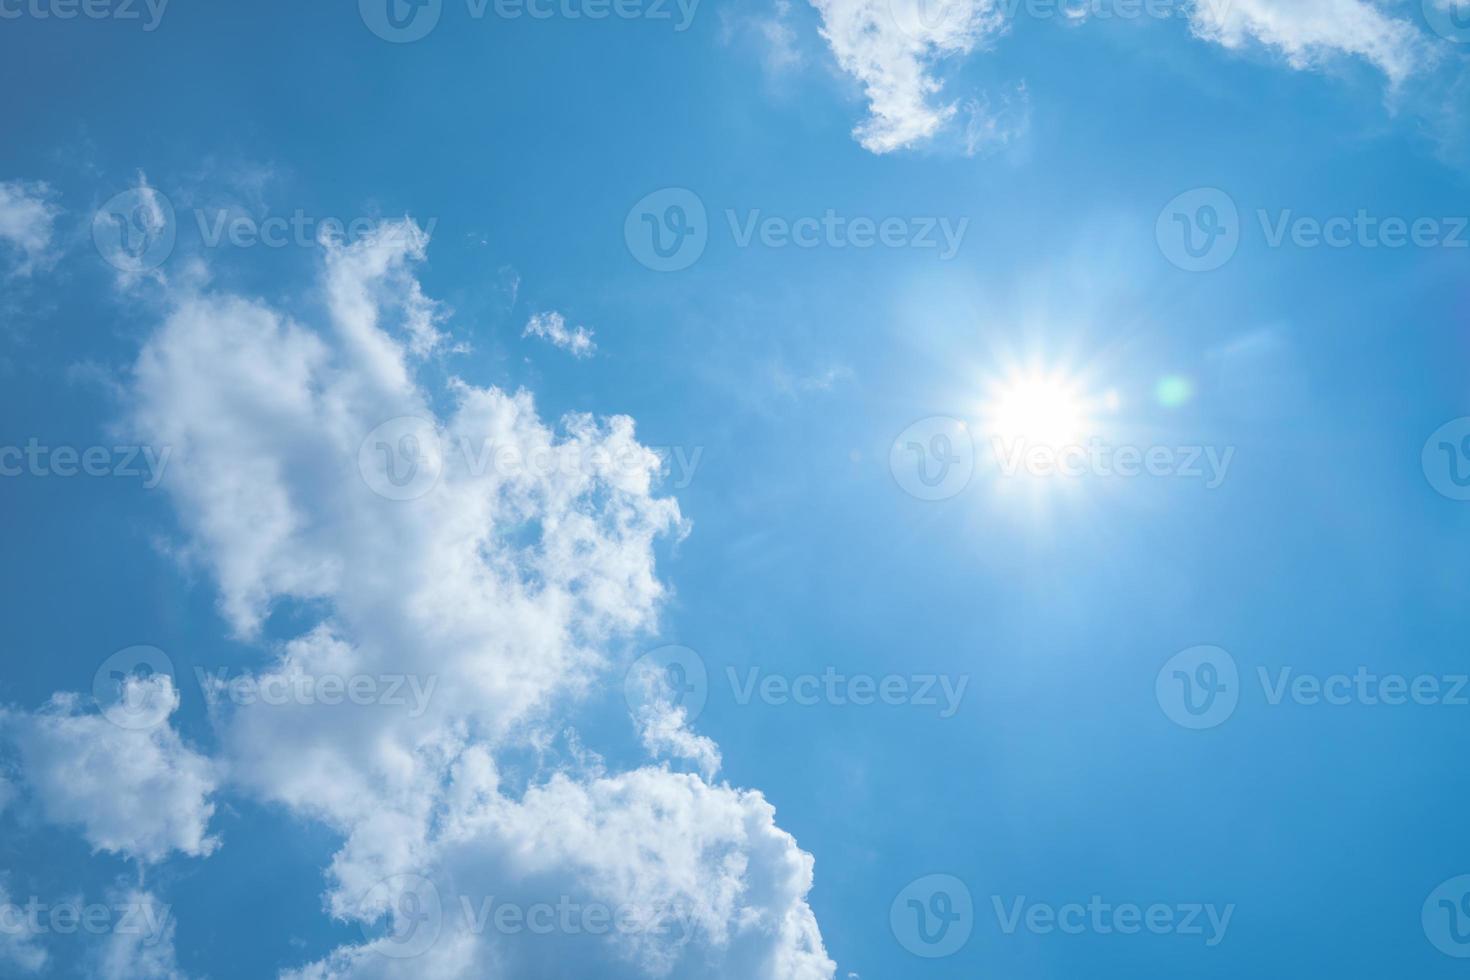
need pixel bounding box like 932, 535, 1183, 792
983, 370, 1095, 450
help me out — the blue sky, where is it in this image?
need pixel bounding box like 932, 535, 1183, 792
2, 0, 1470, 977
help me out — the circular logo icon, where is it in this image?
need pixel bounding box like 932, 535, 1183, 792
1156, 645, 1239, 730
358, 416, 443, 501
1424, 0, 1470, 42
625, 645, 709, 724
359, 874, 442, 958
625, 188, 707, 272
890, 874, 973, 958
92, 645, 177, 731
359, 0, 442, 42
1424, 875, 1470, 957
1156, 188, 1239, 273
1423, 417, 1470, 501
92, 187, 176, 273
890, 416, 975, 501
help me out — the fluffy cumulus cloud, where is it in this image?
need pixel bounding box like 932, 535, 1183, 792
0, 678, 219, 865
1187, 0, 1433, 84
808, 0, 1006, 152
0, 180, 61, 276
283, 768, 830, 979
123, 221, 834, 978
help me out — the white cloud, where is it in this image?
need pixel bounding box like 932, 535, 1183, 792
1187, 0, 1432, 85
627, 659, 722, 780
768, 361, 854, 398
0, 180, 61, 276
0, 882, 48, 973
723, 0, 806, 82
808, 0, 1005, 152
523, 311, 596, 358
94, 172, 177, 289
0, 678, 219, 865
123, 221, 832, 978
756, 0, 806, 77
960, 82, 1029, 156
807, 0, 1443, 153
94, 888, 187, 980
287, 768, 833, 979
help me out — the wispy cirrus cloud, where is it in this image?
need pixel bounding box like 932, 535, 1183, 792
0, 180, 61, 276
94, 888, 189, 980
524, 310, 597, 358
0, 881, 47, 974
723, 0, 808, 84
806, 0, 1453, 155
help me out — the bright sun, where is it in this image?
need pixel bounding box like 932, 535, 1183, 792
983, 370, 1095, 449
